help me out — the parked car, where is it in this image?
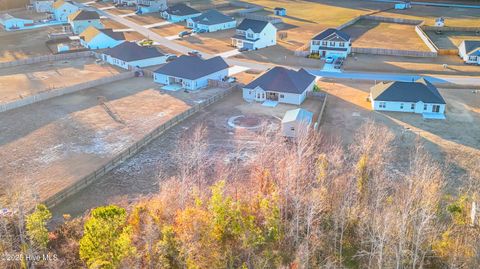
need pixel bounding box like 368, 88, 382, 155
178, 30, 192, 38
138, 39, 153, 47
334, 58, 344, 69
238, 47, 249, 52
192, 28, 207, 34
188, 50, 201, 57
325, 56, 334, 64
166, 54, 177, 62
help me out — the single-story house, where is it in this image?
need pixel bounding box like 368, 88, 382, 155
80, 26, 126, 49
161, 3, 201, 23
242, 67, 316, 105
0, 14, 34, 31
153, 55, 229, 90
231, 18, 277, 50
458, 40, 480, 65
68, 10, 103, 34
186, 9, 236, 33
136, 0, 167, 14
34, 0, 54, 13
101, 41, 167, 69
370, 78, 446, 118
53, 0, 79, 22
274, 7, 286, 16
310, 28, 351, 58
282, 108, 313, 138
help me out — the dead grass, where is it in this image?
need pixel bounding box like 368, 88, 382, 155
125, 14, 166, 25
151, 23, 187, 37
123, 31, 146, 41
101, 18, 128, 29
174, 30, 236, 54
426, 31, 480, 50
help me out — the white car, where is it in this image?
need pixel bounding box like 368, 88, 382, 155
325, 56, 334, 64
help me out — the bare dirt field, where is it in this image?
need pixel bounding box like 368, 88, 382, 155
49, 90, 325, 222
343, 54, 480, 76
107, 7, 136, 16
0, 57, 122, 103
425, 31, 480, 50
123, 31, 146, 41
101, 18, 128, 29
0, 77, 228, 204
151, 23, 187, 37
175, 29, 237, 54
342, 19, 429, 51
0, 25, 63, 62
125, 14, 166, 26
6, 8, 50, 20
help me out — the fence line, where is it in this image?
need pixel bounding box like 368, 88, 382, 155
352, 47, 437, 57
0, 51, 93, 68
362, 15, 423, 25
0, 72, 135, 113
239, 13, 282, 24
415, 25, 438, 53
43, 86, 239, 208
421, 26, 480, 32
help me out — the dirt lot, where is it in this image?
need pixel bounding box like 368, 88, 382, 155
125, 14, 166, 26
175, 29, 237, 54
0, 25, 63, 62
0, 78, 228, 204
49, 90, 325, 222
425, 30, 480, 50
123, 31, 146, 41
151, 23, 187, 37
0, 57, 122, 103
342, 19, 429, 51
107, 7, 136, 16
6, 8, 50, 20
101, 18, 129, 29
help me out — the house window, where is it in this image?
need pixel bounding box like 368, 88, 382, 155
379, 102, 386, 108
469, 56, 478, 62
339, 42, 345, 47
290, 127, 295, 131
280, 94, 284, 98
257, 93, 261, 99
424, 104, 427, 110
411, 103, 415, 110
322, 41, 327, 46
400, 103, 404, 109
432, 105, 440, 113
329, 41, 335, 46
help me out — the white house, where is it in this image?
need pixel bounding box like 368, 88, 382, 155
281, 108, 313, 138
310, 28, 351, 58
68, 10, 103, 34
231, 19, 277, 50
80, 26, 126, 49
53, 0, 79, 22
0, 14, 34, 31
101, 41, 167, 69
458, 40, 480, 65
370, 78, 446, 119
242, 67, 316, 105
153, 55, 229, 91
186, 9, 236, 33
136, 0, 167, 14
162, 4, 201, 23
34, 1, 54, 13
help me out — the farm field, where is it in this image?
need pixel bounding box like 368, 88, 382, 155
0, 77, 228, 204
342, 19, 429, 51
0, 57, 122, 103
49, 90, 325, 223
425, 30, 480, 50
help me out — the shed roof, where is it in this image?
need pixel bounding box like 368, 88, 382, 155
370, 78, 446, 104
154, 55, 229, 80
103, 41, 165, 62
68, 10, 100, 21
191, 9, 235, 26
244, 67, 316, 94
282, 108, 313, 124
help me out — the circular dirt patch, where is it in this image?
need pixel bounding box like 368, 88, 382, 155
228, 115, 264, 129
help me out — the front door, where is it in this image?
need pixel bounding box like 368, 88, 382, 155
321, 51, 326, 57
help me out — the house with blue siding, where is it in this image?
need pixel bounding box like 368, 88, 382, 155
80, 26, 126, 49
136, 0, 167, 14
370, 78, 446, 119
187, 10, 236, 33
53, 0, 79, 22
231, 19, 277, 50
102, 42, 168, 69
0, 14, 34, 31
310, 28, 351, 58
458, 40, 480, 65
68, 10, 103, 34
274, 7, 286, 16
153, 56, 229, 91
242, 67, 316, 105
162, 4, 201, 23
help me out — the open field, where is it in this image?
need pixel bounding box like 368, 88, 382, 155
49, 90, 325, 222
175, 29, 236, 54
0, 77, 228, 203
343, 19, 429, 51
0, 25, 63, 62
0, 57, 122, 103
151, 23, 187, 37
425, 30, 480, 50
125, 14, 166, 26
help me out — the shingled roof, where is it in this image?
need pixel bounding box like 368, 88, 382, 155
462, 40, 480, 56
370, 78, 446, 104
80, 26, 125, 43
236, 18, 271, 33
244, 67, 316, 94
191, 10, 235, 25
103, 42, 165, 62
164, 3, 200, 16
154, 55, 229, 80
312, 28, 351, 42
68, 10, 100, 21
53, 0, 75, 9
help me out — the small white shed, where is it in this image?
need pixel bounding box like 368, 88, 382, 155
281, 108, 313, 138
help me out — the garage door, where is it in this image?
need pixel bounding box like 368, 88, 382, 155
243, 42, 254, 50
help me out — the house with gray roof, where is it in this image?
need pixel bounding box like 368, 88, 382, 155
282, 108, 313, 138
370, 78, 446, 119
162, 3, 201, 23
101, 42, 167, 70
68, 10, 103, 34
310, 28, 351, 58
186, 10, 236, 33
231, 18, 277, 51
243, 67, 316, 105
153, 55, 229, 90
459, 40, 480, 65
0, 14, 34, 31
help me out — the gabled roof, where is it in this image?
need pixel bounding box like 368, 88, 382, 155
164, 3, 200, 16
274, 7, 286, 11
154, 55, 229, 80
191, 10, 235, 26
80, 26, 125, 43
282, 108, 313, 124
237, 18, 271, 33
103, 42, 164, 62
312, 28, 351, 42
244, 67, 316, 94
370, 78, 446, 104
68, 10, 99, 21
53, 0, 75, 9
462, 40, 480, 56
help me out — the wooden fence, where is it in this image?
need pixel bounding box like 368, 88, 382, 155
362, 15, 423, 25
239, 13, 282, 24
352, 47, 437, 57
0, 51, 93, 68
415, 25, 439, 53
43, 86, 239, 208
421, 26, 480, 32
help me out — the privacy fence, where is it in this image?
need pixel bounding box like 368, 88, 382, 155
0, 51, 93, 68
43, 86, 239, 208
